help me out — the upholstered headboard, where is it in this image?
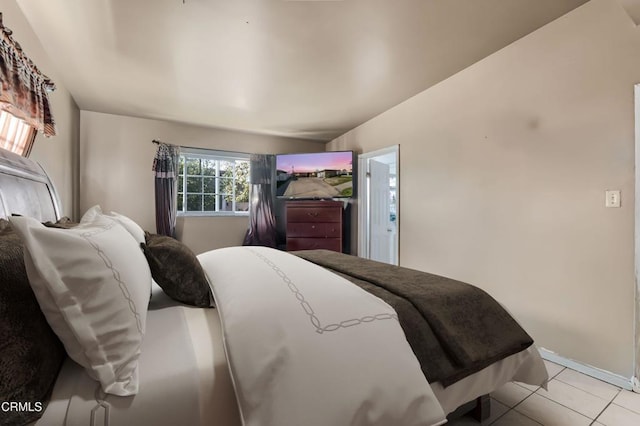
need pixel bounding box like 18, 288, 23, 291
0, 148, 61, 222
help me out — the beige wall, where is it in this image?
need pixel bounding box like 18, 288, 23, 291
4, 1, 80, 217
328, 0, 638, 378
79, 111, 322, 254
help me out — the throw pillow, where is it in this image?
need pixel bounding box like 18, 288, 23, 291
141, 233, 212, 308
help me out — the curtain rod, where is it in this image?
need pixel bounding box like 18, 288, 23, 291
152, 139, 251, 156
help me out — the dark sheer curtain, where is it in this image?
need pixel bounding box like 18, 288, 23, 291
152, 142, 180, 237
243, 154, 277, 247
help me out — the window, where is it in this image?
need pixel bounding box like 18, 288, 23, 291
177, 149, 250, 216
0, 110, 37, 156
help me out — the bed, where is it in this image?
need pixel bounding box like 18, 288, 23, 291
0, 148, 548, 426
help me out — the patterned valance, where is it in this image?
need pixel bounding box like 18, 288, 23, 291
152, 141, 180, 179
0, 15, 56, 137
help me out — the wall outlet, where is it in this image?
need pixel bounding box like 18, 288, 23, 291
605, 190, 621, 208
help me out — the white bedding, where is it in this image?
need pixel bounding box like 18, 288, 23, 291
200, 246, 447, 426
34, 297, 201, 426
36, 248, 548, 426
188, 295, 547, 424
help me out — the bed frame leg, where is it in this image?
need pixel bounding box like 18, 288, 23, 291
471, 394, 491, 422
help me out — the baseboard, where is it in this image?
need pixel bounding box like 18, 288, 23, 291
538, 347, 633, 391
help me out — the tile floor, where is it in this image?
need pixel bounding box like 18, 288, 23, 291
449, 360, 640, 425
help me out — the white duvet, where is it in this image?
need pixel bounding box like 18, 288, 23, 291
198, 246, 446, 426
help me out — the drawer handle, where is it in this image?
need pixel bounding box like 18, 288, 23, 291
307, 212, 319, 217
311, 225, 315, 229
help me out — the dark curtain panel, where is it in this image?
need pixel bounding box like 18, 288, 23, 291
243, 154, 277, 248
152, 143, 180, 237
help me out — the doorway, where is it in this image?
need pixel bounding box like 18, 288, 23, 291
358, 145, 399, 265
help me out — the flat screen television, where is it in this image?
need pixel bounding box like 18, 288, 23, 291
276, 151, 354, 199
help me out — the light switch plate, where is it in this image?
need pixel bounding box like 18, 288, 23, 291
605, 190, 621, 208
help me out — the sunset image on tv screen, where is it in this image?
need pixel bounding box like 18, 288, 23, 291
276, 151, 353, 199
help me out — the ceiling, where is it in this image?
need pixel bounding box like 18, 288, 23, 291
17, 0, 589, 142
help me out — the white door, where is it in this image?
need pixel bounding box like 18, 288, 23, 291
369, 159, 391, 263
358, 145, 399, 265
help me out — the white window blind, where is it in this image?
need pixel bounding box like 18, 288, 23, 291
0, 110, 36, 156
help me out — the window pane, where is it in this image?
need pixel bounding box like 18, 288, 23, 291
203, 177, 215, 193
235, 160, 250, 184
235, 196, 249, 212
186, 194, 202, 211
186, 158, 201, 175
235, 181, 249, 203
219, 160, 233, 176
187, 176, 202, 193
202, 159, 216, 176
177, 153, 249, 215
218, 195, 233, 212
203, 195, 216, 211
219, 177, 233, 195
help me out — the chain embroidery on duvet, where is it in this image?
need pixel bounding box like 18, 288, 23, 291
247, 248, 398, 334
90, 385, 111, 426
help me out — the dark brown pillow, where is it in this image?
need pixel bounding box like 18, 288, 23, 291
141, 233, 212, 307
0, 220, 66, 425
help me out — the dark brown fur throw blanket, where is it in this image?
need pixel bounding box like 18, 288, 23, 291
293, 249, 533, 387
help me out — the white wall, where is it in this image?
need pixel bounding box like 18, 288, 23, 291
79, 111, 323, 253
4, 0, 80, 217
328, 0, 638, 378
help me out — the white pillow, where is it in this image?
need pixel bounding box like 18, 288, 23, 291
9, 213, 152, 396
81, 205, 146, 245
109, 211, 146, 244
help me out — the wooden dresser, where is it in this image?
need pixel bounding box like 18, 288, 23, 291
285, 201, 343, 252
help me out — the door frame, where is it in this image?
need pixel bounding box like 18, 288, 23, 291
358, 145, 399, 263
634, 84, 640, 392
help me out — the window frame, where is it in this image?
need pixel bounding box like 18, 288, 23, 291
177, 148, 250, 217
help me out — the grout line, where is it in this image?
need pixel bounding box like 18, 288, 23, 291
610, 402, 640, 417
544, 364, 566, 380
533, 390, 603, 421
487, 403, 543, 426
486, 401, 509, 425
552, 376, 621, 403
511, 385, 596, 423
514, 382, 540, 392
487, 397, 540, 426
488, 368, 631, 426
504, 406, 544, 426
508, 390, 536, 412
487, 391, 536, 425
591, 398, 616, 425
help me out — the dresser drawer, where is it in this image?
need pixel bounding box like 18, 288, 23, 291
287, 206, 341, 223
287, 223, 341, 238
285, 201, 344, 253
286, 238, 342, 252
